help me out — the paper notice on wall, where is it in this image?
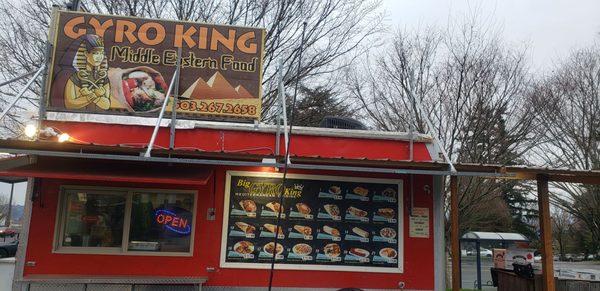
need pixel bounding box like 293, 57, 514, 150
409, 207, 429, 238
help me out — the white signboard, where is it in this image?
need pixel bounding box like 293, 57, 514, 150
409, 207, 429, 238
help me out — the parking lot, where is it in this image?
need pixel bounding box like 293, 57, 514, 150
461, 256, 600, 290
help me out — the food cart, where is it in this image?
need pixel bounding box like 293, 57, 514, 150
0, 9, 449, 291
0, 120, 444, 290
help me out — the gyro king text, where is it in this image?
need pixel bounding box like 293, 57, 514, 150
63, 16, 259, 54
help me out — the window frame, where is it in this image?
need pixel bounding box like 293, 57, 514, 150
219, 171, 405, 273
53, 185, 197, 257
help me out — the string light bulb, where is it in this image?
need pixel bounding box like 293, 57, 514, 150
57, 133, 70, 143
24, 124, 37, 138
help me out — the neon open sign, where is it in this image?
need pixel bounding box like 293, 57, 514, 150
154, 209, 191, 235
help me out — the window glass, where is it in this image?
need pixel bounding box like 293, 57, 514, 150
62, 191, 126, 247
128, 192, 194, 253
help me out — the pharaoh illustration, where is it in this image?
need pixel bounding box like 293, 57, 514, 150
63, 34, 111, 110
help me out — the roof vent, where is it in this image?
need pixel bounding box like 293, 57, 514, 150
319, 116, 367, 130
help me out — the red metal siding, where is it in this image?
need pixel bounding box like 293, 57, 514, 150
42, 120, 433, 162
24, 167, 434, 290
24, 179, 210, 277
23, 121, 436, 289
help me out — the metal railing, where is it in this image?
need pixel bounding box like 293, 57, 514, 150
0, 65, 46, 128
143, 48, 182, 158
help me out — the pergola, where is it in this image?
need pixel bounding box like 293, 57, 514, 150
0, 139, 597, 291
449, 168, 600, 291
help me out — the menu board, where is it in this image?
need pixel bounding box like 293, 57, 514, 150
220, 171, 404, 273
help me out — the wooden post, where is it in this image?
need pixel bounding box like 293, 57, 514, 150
450, 176, 460, 291
537, 174, 555, 291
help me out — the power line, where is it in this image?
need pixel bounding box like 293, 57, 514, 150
267, 20, 308, 291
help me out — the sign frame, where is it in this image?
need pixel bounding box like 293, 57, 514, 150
219, 170, 404, 273
45, 9, 265, 121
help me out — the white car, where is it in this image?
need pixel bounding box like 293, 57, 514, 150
480, 248, 493, 257
586, 254, 596, 260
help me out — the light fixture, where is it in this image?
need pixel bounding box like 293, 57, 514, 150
261, 157, 279, 172
38, 127, 72, 143
261, 158, 277, 165
24, 124, 37, 138
57, 133, 70, 143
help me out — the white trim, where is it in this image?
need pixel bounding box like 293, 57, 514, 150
52, 185, 63, 253
45, 111, 433, 142
121, 190, 133, 253
18, 275, 207, 284
219, 171, 404, 273
12, 177, 35, 291
433, 176, 446, 291
53, 185, 197, 257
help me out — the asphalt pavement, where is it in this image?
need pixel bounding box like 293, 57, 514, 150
461, 256, 496, 290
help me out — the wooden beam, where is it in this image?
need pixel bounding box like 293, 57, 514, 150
549, 175, 600, 185
537, 174, 555, 291
450, 176, 460, 291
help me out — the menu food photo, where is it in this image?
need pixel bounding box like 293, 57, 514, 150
220, 171, 403, 273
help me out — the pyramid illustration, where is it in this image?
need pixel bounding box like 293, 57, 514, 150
181, 77, 205, 98
235, 85, 255, 99
183, 72, 255, 100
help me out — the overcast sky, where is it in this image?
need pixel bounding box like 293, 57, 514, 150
382, 0, 600, 72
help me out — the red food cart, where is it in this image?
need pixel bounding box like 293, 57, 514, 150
0, 9, 448, 291
1, 118, 445, 290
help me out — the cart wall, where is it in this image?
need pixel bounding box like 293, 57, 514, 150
22, 167, 435, 290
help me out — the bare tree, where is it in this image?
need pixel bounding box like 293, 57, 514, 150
0, 195, 7, 226
347, 19, 538, 235
530, 46, 600, 251
346, 28, 441, 132
530, 47, 600, 171
552, 207, 573, 260
0, 0, 383, 135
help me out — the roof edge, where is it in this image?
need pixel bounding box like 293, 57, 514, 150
46, 112, 434, 142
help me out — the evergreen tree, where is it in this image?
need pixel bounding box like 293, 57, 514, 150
287, 85, 352, 127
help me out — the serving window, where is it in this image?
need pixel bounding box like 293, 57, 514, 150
61, 189, 126, 249
55, 186, 197, 256
220, 171, 404, 273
